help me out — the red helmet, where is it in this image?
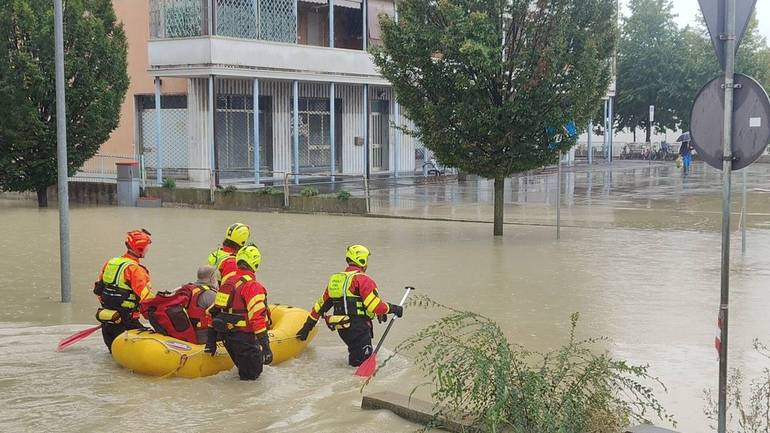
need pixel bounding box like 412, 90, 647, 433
125, 229, 152, 257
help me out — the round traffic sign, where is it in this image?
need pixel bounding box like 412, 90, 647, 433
690, 73, 770, 170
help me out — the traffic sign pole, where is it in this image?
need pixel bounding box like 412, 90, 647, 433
717, 0, 736, 430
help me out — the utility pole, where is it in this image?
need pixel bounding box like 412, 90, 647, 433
54, 0, 71, 303
717, 0, 736, 431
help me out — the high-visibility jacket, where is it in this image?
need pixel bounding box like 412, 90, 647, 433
309, 265, 390, 322
207, 245, 238, 285
184, 282, 215, 331
95, 253, 153, 317
214, 269, 268, 334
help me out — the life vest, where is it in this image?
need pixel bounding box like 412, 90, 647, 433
327, 271, 375, 319
186, 283, 214, 331
212, 273, 256, 332
97, 257, 141, 312
139, 287, 198, 344
208, 248, 234, 284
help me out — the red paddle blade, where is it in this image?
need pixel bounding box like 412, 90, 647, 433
57, 325, 101, 351
354, 354, 377, 377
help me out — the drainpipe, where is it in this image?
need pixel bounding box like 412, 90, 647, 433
293, 80, 300, 184
253, 78, 260, 184
154, 77, 163, 185
330, 82, 336, 182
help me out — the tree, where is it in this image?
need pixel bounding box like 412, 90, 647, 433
669, 24, 716, 132
616, 0, 681, 143
373, 0, 617, 236
0, 0, 128, 207
671, 17, 770, 132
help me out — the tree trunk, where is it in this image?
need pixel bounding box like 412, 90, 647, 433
493, 176, 504, 236
632, 127, 636, 143
37, 187, 48, 208
646, 123, 652, 143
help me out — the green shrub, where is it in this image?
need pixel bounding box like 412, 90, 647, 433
705, 339, 770, 432
376, 295, 674, 432
257, 186, 281, 195
162, 177, 176, 189
300, 186, 320, 197
336, 190, 351, 201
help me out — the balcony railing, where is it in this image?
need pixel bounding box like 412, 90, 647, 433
150, 0, 210, 38
150, 0, 364, 46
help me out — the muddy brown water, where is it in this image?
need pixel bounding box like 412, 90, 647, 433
2, 164, 770, 432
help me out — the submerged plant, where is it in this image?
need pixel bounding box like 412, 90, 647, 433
162, 177, 176, 189
705, 339, 770, 432
379, 295, 674, 432
257, 186, 281, 195
300, 186, 320, 197
337, 190, 351, 201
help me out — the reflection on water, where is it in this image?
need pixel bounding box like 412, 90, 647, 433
371, 161, 770, 232
1, 163, 770, 431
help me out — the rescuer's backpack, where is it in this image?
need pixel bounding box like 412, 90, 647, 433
139, 286, 197, 344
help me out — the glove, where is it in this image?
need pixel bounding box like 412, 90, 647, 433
377, 315, 388, 323
257, 332, 272, 365
204, 327, 218, 356
388, 303, 404, 318
296, 317, 317, 341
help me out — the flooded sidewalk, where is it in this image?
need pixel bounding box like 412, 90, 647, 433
369, 161, 770, 231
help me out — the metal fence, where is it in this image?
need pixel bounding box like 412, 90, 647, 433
217, 0, 296, 42
137, 95, 190, 184
150, 0, 209, 38
151, 0, 296, 43
295, 97, 340, 173
71, 154, 137, 182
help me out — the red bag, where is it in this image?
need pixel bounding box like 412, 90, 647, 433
139, 286, 198, 344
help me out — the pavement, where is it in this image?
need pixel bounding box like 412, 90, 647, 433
367, 160, 770, 232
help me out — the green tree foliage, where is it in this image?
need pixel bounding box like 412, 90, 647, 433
372, 0, 617, 236
376, 295, 675, 432
616, 0, 680, 143
672, 17, 770, 132
619, 3, 770, 136
0, 0, 128, 206
705, 339, 770, 432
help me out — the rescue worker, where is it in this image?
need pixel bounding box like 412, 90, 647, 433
207, 245, 272, 380
295, 245, 403, 367
207, 223, 250, 285
94, 229, 154, 352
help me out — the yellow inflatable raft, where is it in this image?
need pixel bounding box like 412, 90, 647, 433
111, 305, 318, 378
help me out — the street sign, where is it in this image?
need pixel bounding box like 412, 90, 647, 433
690, 73, 770, 170
698, 0, 757, 70
649, 105, 655, 123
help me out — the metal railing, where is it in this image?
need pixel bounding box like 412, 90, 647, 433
71, 154, 136, 182
150, 0, 296, 43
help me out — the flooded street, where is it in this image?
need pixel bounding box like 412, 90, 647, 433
2, 162, 770, 432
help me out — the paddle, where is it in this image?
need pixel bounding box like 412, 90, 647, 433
354, 286, 414, 378
56, 325, 101, 352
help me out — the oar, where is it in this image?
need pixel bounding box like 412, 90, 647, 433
354, 286, 414, 378
56, 325, 101, 351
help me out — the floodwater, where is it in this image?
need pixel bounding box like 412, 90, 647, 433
2, 161, 770, 432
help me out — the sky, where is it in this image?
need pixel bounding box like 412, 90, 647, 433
621, 0, 770, 40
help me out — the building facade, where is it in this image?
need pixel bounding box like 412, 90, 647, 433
98, 0, 423, 186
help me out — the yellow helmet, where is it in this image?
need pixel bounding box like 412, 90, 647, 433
346, 245, 370, 268
236, 244, 262, 272
225, 223, 250, 247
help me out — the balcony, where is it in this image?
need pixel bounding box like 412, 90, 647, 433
148, 0, 388, 83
